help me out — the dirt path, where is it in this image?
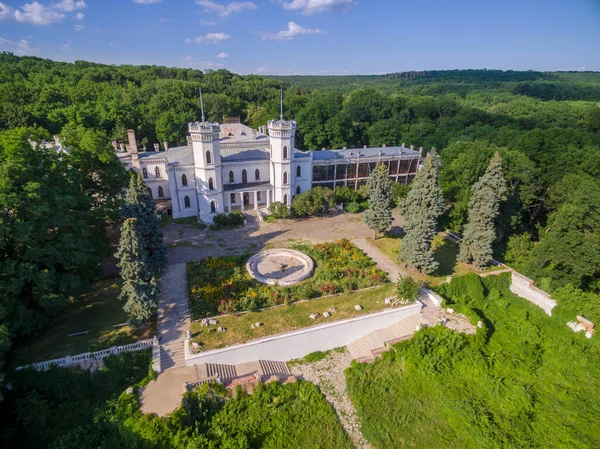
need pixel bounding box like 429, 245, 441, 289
351, 238, 407, 283
290, 349, 373, 449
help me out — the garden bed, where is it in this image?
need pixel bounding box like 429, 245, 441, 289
187, 239, 387, 319
190, 283, 396, 350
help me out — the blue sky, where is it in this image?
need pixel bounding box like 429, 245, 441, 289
0, 0, 599, 74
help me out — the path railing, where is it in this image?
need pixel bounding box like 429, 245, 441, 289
17, 336, 160, 372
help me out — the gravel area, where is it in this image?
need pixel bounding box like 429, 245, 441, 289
290, 349, 373, 449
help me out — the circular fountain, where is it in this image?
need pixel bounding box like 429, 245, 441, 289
246, 249, 314, 286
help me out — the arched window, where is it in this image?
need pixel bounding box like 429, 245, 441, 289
182, 174, 188, 186
283, 171, 288, 185
255, 169, 260, 181
283, 194, 288, 205
155, 166, 161, 178
242, 169, 247, 184
257, 191, 261, 201
296, 186, 301, 195
230, 193, 236, 204
283, 146, 288, 159
142, 167, 148, 179
158, 186, 164, 197
148, 188, 153, 199
229, 171, 234, 183
210, 201, 216, 213
296, 166, 301, 177
184, 195, 190, 208
208, 178, 214, 190
206, 151, 212, 165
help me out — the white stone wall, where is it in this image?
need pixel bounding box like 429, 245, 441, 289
223, 162, 269, 185
509, 271, 557, 315
185, 302, 423, 366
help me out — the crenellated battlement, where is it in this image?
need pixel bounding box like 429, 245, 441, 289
188, 121, 220, 133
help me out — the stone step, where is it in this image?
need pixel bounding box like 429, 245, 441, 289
259, 360, 290, 377
206, 363, 237, 381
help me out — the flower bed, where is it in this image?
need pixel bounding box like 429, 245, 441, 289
187, 239, 387, 319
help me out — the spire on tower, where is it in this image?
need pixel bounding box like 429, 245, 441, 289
280, 85, 284, 121
199, 87, 205, 122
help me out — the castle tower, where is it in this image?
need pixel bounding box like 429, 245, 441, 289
189, 121, 223, 222
267, 95, 296, 207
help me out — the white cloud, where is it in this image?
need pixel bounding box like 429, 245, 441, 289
75, 12, 84, 19
282, 0, 354, 15
216, 51, 229, 59
200, 18, 216, 25
133, 0, 162, 3
0, 3, 15, 20
195, 0, 256, 17
184, 32, 231, 44
14, 2, 65, 25
183, 56, 224, 68
255, 67, 271, 73
50, 0, 86, 12
262, 21, 325, 40
73, 24, 83, 30
0, 36, 39, 55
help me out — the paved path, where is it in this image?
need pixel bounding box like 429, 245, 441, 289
351, 238, 407, 283
140, 263, 196, 416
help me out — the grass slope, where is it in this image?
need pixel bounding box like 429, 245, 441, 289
346, 273, 600, 448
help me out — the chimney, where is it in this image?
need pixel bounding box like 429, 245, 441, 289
402, 142, 406, 147
111, 140, 118, 152
363, 145, 368, 149
343, 146, 347, 150
119, 143, 125, 152
419, 146, 423, 155
154, 143, 160, 152
382, 144, 386, 148
186, 136, 192, 150
252, 129, 257, 139
127, 129, 138, 154
410, 145, 414, 150
322, 147, 326, 151
399, 147, 403, 155
163, 141, 169, 151
142, 144, 147, 152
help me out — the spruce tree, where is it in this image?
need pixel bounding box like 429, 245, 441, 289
115, 218, 159, 323
121, 174, 167, 275
364, 163, 393, 239
398, 151, 444, 274
459, 152, 506, 267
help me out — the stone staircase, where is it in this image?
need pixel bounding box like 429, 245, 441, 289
259, 360, 290, 377
159, 339, 186, 370
347, 313, 433, 362
206, 363, 237, 381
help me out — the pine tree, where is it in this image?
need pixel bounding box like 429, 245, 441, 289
121, 174, 167, 275
459, 152, 507, 267
364, 163, 393, 239
115, 218, 159, 323
398, 151, 444, 274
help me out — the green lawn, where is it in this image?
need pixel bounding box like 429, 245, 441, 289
369, 232, 501, 285
190, 283, 396, 350
160, 214, 207, 229
12, 279, 154, 367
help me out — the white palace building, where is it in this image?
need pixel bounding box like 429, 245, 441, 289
116, 115, 421, 223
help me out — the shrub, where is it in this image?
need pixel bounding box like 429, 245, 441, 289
344, 201, 361, 213
396, 277, 420, 303
269, 201, 290, 219
211, 211, 245, 229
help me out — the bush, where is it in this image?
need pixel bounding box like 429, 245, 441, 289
292, 186, 335, 217
211, 210, 245, 229
396, 277, 420, 303
269, 201, 290, 219
344, 201, 361, 213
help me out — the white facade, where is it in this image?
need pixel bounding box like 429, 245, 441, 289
117, 118, 421, 223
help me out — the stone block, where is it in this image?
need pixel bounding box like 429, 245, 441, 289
217, 327, 226, 332
354, 305, 362, 311
322, 312, 331, 318
208, 319, 218, 325
447, 308, 454, 314
309, 313, 318, 319
384, 297, 392, 305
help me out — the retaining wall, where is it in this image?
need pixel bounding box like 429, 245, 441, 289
509, 271, 556, 315
185, 302, 423, 366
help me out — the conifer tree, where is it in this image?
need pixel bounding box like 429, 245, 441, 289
398, 151, 444, 274
459, 152, 507, 267
121, 174, 167, 275
115, 218, 159, 323
364, 163, 393, 239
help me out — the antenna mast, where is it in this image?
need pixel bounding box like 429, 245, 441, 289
199, 87, 205, 122
280, 85, 283, 121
